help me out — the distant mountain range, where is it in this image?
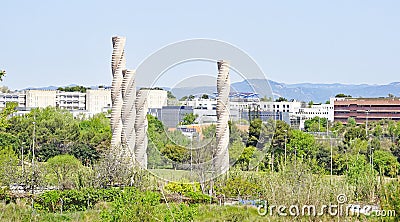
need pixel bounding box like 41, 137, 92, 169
23, 80, 400, 103
171, 79, 400, 103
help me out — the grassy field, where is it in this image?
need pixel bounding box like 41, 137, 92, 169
0, 201, 384, 222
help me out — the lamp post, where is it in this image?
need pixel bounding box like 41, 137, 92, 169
369, 133, 374, 171
365, 110, 369, 136
284, 129, 287, 166
21, 143, 25, 175
190, 131, 194, 179
31, 120, 36, 208
319, 117, 321, 133
330, 137, 333, 183
371, 147, 374, 171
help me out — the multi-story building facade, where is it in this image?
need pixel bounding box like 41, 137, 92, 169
293, 99, 335, 128
140, 89, 168, 109
25, 90, 57, 108
0, 92, 25, 108
85, 88, 112, 114
56, 91, 86, 110
0, 88, 112, 115
334, 97, 400, 124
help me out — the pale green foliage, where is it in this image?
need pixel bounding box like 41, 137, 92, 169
229, 140, 245, 166
164, 181, 201, 194
0, 102, 17, 130
0, 147, 18, 186
235, 146, 256, 170
181, 113, 198, 125
287, 130, 317, 159
46, 154, 83, 189
373, 150, 399, 177
160, 144, 189, 169
345, 154, 377, 201
347, 117, 357, 126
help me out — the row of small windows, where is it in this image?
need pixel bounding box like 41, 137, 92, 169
296, 112, 329, 115
1, 96, 19, 99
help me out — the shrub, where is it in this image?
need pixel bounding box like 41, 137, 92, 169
35, 188, 122, 212
184, 191, 211, 203
380, 179, 400, 220
0, 187, 11, 203
164, 203, 197, 222
101, 188, 161, 222
164, 181, 201, 194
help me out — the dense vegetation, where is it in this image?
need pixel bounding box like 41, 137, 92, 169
1, 104, 400, 221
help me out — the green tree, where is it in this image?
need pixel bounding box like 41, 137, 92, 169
181, 113, 198, 125
0, 70, 6, 81
304, 117, 327, 132
160, 144, 189, 170
373, 150, 399, 177
343, 126, 366, 146
202, 124, 216, 139
46, 154, 83, 190
0, 132, 20, 155
346, 154, 377, 201
0, 102, 17, 130
270, 120, 290, 152
167, 91, 176, 99
275, 97, 287, 102
373, 124, 383, 137
236, 146, 256, 171
335, 93, 352, 98
246, 118, 262, 148
260, 96, 272, 102
57, 86, 88, 93
347, 117, 357, 126
8, 107, 80, 161
201, 94, 209, 99
0, 147, 18, 186
78, 113, 111, 153
287, 130, 317, 159
69, 143, 99, 166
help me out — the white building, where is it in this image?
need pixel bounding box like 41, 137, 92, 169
25, 90, 57, 108
56, 91, 86, 110
293, 98, 335, 129
85, 88, 112, 114
184, 98, 217, 110
229, 100, 302, 113
0, 92, 25, 108
140, 89, 168, 109
0, 88, 112, 116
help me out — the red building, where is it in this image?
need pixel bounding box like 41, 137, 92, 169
334, 98, 400, 124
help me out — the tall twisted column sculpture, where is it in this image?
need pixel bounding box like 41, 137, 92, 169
111, 36, 126, 148
134, 89, 148, 168
121, 69, 136, 159
215, 60, 230, 174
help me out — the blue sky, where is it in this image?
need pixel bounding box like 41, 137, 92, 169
1, 0, 399, 90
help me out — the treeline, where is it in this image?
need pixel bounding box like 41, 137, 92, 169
57, 85, 91, 93
2, 105, 110, 164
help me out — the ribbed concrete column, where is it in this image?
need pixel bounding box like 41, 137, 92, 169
121, 69, 136, 158
134, 90, 148, 168
215, 60, 230, 174
111, 36, 126, 148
